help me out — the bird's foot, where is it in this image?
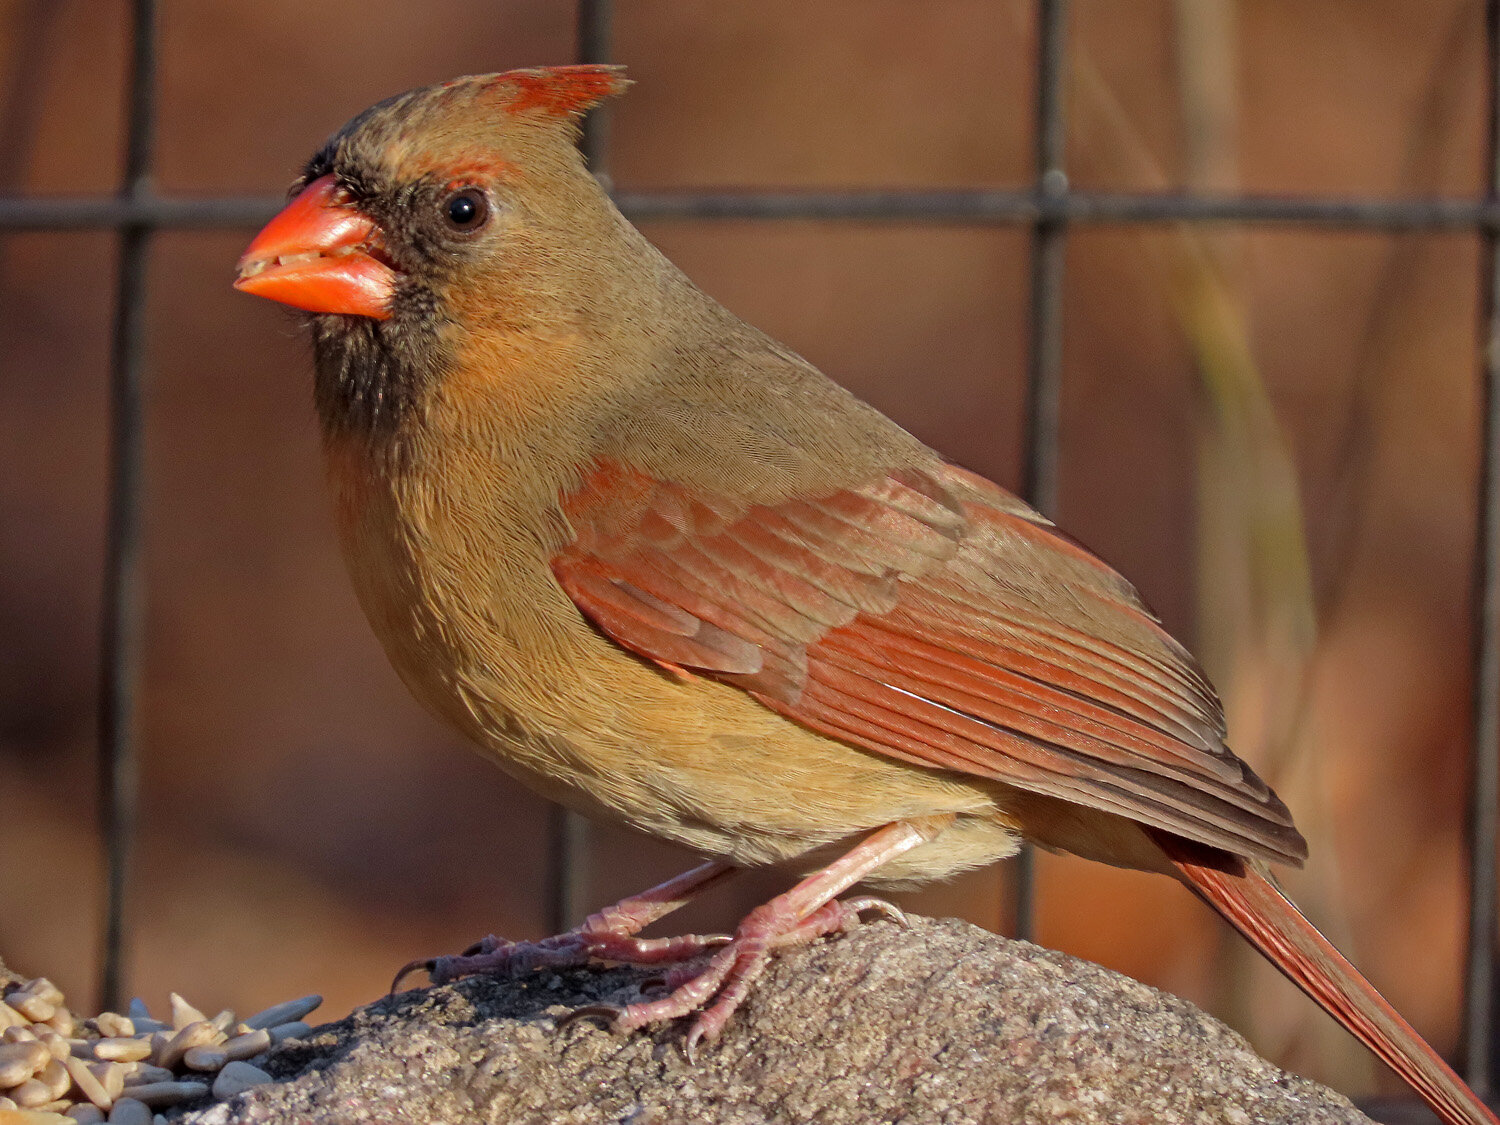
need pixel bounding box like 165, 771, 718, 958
392, 927, 732, 993
391, 860, 740, 994
564, 894, 904, 1058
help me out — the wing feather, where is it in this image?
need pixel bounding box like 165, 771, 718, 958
553, 459, 1307, 866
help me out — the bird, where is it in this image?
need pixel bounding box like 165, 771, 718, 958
233, 65, 1496, 1124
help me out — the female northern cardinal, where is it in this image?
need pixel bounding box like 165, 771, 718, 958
235, 66, 1495, 1123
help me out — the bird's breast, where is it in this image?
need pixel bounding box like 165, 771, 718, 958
321, 431, 568, 742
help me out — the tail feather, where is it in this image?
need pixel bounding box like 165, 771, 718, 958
1150, 829, 1497, 1125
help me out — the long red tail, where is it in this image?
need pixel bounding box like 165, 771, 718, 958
1151, 830, 1497, 1125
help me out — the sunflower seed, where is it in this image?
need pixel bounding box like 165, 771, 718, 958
6, 979, 62, 1009
90, 1062, 124, 1102
7, 995, 53, 1023
66, 1054, 113, 1110
36, 1028, 70, 1061
107, 1098, 151, 1125
9, 1076, 54, 1107
91, 1014, 132, 1040
221, 1028, 271, 1062
266, 1021, 309, 1044
0, 1040, 49, 1086
242, 995, 321, 1031
121, 1063, 172, 1086
92, 1040, 150, 1065
46, 1007, 77, 1037
211, 1061, 272, 1101
167, 995, 205, 1032
156, 1021, 217, 1070
181, 1045, 226, 1072
118, 1080, 208, 1108
38, 1057, 71, 1099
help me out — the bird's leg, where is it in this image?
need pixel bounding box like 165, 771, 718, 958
654, 895, 909, 991
395, 860, 738, 990
581, 859, 739, 937
574, 814, 954, 1055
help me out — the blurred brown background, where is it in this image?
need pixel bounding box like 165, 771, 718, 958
0, 0, 1491, 1102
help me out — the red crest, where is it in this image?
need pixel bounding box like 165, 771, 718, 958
494, 65, 630, 118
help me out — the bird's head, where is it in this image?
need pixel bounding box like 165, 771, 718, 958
234, 65, 631, 435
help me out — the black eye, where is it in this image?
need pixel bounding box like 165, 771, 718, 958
441, 188, 489, 233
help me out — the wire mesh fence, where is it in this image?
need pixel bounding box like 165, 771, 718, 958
0, 0, 1494, 1111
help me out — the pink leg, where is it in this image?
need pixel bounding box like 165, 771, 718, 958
656, 896, 907, 991
394, 860, 738, 991
579, 860, 737, 938
571, 815, 954, 1057
772, 896, 908, 946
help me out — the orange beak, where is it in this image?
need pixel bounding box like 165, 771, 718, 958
234, 175, 396, 319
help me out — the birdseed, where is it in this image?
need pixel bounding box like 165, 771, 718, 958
107, 1098, 150, 1125
167, 997, 204, 1033
155, 1021, 215, 1071
240, 996, 321, 1031
0, 976, 320, 1116
63, 1057, 110, 1110
120, 1081, 208, 1109
264, 1021, 309, 1045
210, 1062, 271, 1101
90, 1041, 148, 1066
180, 1046, 226, 1073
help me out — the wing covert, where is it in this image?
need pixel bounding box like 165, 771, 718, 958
552, 458, 1307, 866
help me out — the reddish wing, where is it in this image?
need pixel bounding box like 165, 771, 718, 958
553, 459, 1306, 866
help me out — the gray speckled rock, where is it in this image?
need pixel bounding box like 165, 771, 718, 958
176, 917, 1371, 1124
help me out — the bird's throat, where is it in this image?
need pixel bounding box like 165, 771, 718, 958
310, 307, 448, 441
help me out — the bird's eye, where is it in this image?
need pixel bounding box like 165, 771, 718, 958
441, 188, 489, 233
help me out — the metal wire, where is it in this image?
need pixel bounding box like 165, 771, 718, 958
576, 0, 614, 189
96, 0, 156, 1014
542, 0, 616, 937
0, 0, 1485, 1098
618, 189, 1500, 228
1466, 0, 1500, 1094
1009, 0, 1071, 947
8, 189, 1500, 232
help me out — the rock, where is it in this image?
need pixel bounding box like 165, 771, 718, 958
175, 917, 1371, 1124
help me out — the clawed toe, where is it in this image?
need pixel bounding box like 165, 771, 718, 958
555, 1003, 625, 1031
544, 894, 905, 1055
392, 937, 532, 991
682, 1017, 720, 1064
390, 957, 437, 994
392, 925, 733, 1002
841, 895, 908, 927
